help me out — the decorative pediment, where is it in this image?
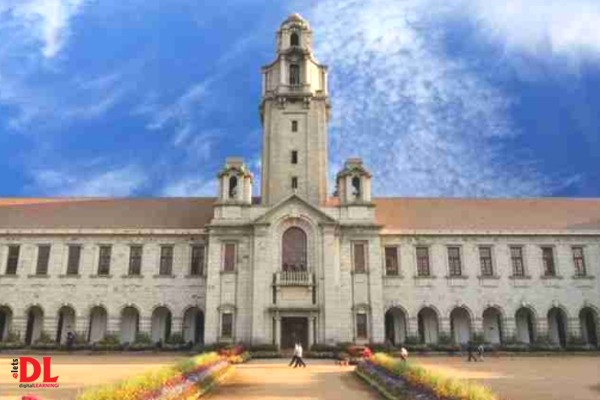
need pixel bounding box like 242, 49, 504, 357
252, 193, 336, 225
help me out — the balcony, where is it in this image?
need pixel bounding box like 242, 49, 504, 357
274, 270, 314, 287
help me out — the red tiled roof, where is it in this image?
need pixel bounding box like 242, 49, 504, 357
373, 197, 600, 231
0, 198, 215, 229
0, 196, 598, 232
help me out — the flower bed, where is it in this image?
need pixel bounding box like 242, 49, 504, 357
77, 352, 232, 400
355, 353, 497, 400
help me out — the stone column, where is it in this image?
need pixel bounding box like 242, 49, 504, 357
472, 317, 484, 338
76, 315, 90, 341
407, 317, 419, 340
275, 316, 281, 349
568, 317, 581, 339
44, 316, 58, 341
440, 317, 451, 338
308, 316, 314, 348
107, 317, 120, 336
139, 316, 152, 335
536, 317, 548, 340
172, 317, 183, 336
503, 316, 516, 341
11, 316, 27, 342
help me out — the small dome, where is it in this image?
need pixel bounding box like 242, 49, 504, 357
283, 13, 309, 27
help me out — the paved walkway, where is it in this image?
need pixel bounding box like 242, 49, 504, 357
207, 359, 381, 400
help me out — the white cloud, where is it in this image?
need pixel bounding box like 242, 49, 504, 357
161, 177, 216, 197
31, 164, 146, 196
463, 0, 600, 63
308, 0, 574, 197
7, 0, 88, 58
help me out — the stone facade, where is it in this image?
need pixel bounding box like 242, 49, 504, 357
0, 14, 599, 349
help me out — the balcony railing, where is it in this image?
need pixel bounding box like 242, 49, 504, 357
274, 270, 314, 286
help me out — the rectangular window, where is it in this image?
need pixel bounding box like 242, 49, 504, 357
128, 245, 143, 276
36, 245, 51, 275
479, 246, 493, 276
5, 245, 20, 275
541, 247, 556, 276
159, 245, 173, 276
447, 246, 462, 276
190, 245, 205, 276
384, 246, 399, 276
291, 150, 298, 164
291, 120, 298, 132
510, 246, 525, 276
223, 243, 236, 272
572, 247, 586, 277
66, 245, 81, 275
353, 243, 367, 273
221, 313, 233, 338
291, 176, 298, 189
97, 245, 112, 275
356, 314, 368, 339
416, 246, 430, 277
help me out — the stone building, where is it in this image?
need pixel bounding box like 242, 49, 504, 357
0, 14, 599, 349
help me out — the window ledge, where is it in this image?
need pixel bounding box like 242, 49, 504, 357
0, 274, 19, 278
540, 275, 563, 280
90, 274, 113, 279
351, 270, 368, 275
384, 274, 403, 279
153, 274, 176, 278
27, 274, 49, 278
509, 275, 531, 280
572, 275, 594, 280
413, 275, 436, 279
121, 274, 143, 279
478, 275, 501, 280
59, 274, 80, 278
445, 275, 468, 280
220, 270, 237, 275
185, 274, 205, 278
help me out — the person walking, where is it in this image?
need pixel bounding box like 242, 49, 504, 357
65, 329, 75, 352
400, 346, 408, 362
477, 343, 484, 361
466, 341, 477, 362
289, 343, 299, 367
294, 342, 307, 368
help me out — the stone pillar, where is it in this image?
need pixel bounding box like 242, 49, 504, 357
44, 316, 58, 341
503, 317, 516, 340
407, 317, 419, 340
472, 317, 484, 338
568, 317, 581, 339
275, 316, 281, 349
76, 315, 90, 341
107, 317, 120, 336
12, 316, 27, 342
536, 317, 548, 340
440, 317, 451, 337
308, 316, 314, 348
139, 316, 152, 335
172, 317, 183, 336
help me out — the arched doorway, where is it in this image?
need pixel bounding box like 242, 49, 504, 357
25, 306, 44, 345
56, 306, 76, 344
579, 307, 598, 347
515, 307, 536, 344
151, 307, 172, 343
88, 306, 107, 343
384, 307, 407, 345
482, 307, 503, 344
183, 307, 204, 344
120, 306, 139, 344
282, 227, 307, 271
417, 307, 439, 344
547, 307, 568, 347
0, 306, 13, 342
450, 307, 471, 344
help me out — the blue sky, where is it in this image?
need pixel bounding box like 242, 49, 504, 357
0, 0, 598, 198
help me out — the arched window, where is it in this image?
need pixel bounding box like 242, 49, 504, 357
351, 176, 361, 198
282, 227, 307, 271
289, 64, 300, 85
228, 176, 238, 199
290, 32, 299, 46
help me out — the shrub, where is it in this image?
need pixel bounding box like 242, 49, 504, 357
167, 333, 185, 345
249, 343, 278, 352
437, 332, 453, 345
310, 343, 338, 352
134, 332, 153, 345
403, 336, 420, 345
35, 331, 55, 344
471, 333, 486, 345
98, 333, 120, 346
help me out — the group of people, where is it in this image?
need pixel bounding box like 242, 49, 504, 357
288, 342, 307, 368
467, 342, 485, 362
